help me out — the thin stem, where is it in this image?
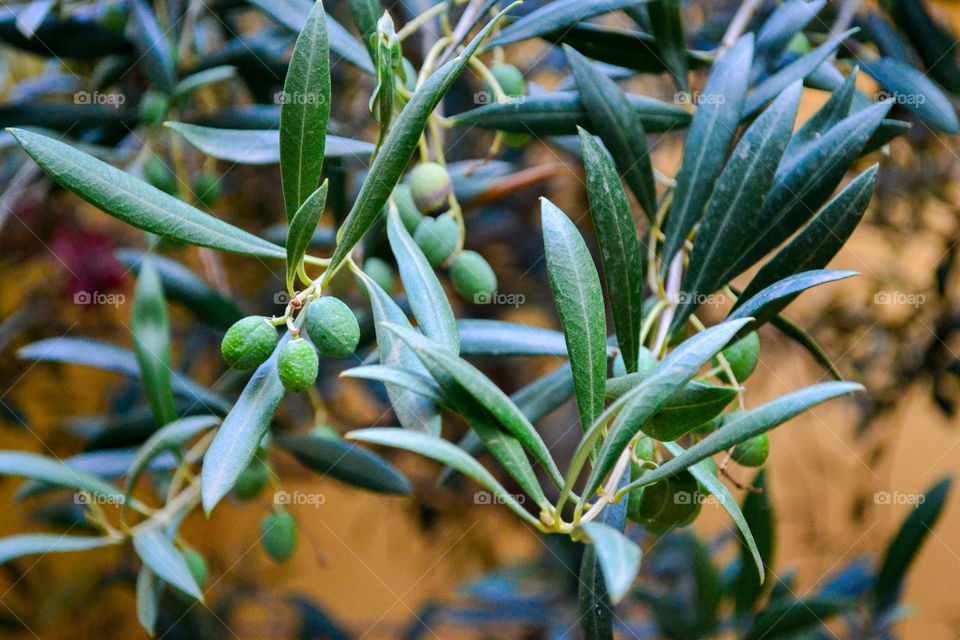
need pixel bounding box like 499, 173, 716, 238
717, 0, 764, 58
397, 3, 449, 41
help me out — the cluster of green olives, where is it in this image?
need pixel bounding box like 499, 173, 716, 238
220, 296, 360, 392
391, 161, 498, 303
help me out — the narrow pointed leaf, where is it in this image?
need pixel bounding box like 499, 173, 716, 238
276, 434, 412, 495
280, 0, 331, 219
173, 65, 238, 99
131, 259, 177, 427
662, 34, 754, 269
862, 57, 960, 134
618, 382, 862, 495
579, 130, 645, 372
675, 81, 801, 328
356, 269, 441, 435
136, 567, 163, 635
780, 69, 857, 176
769, 314, 842, 380
14, 0, 56, 39
0, 534, 119, 564
753, 0, 828, 70
486, 0, 645, 48
733, 470, 774, 617
8, 129, 285, 258
286, 182, 328, 289
542, 198, 607, 433
327, 7, 514, 277
125, 416, 220, 500
341, 365, 445, 405
127, 0, 175, 94
566, 46, 655, 218
457, 319, 615, 358
347, 428, 540, 526
738, 165, 877, 303
648, 0, 688, 91
132, 527, 203, 601
201, 337, 288, 513
345, 0, 380, 59
744, 596, 851, 640
577, 521, 641, 603
387, 206, 459, 354
729, 270, 858, 330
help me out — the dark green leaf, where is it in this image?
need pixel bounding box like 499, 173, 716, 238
729, 270, 858, 330
457, 319, 615, 358
648, 0, 688, 91
566, 46, 655, 218
165, 123, 374, 165
341, 365, 445, 405
347, 428, 540, 526
387, 206, 459, 354
780, 69, 857, 175
131, 259, 177, 427
345, 0, 380, 59
769, 313, 842, 380
486, 0, 644, 48
326, 6, 513, 278
542, 198, 607, 433
127, 0, 175, 95
744, 595, 850, 640
279, 0, 331, 219
579, 130, 645, 372
577, 521, 641, 602
276, 434, 412, 495
888, 0, 960, 93
643, 382, 737, 441
125, 416, 220, 501
286, 182, 328, 289
136, 567, 162, 635
8, 129, 286, 259
450, 91, 691, 135
738, 165, 877, 303
675, 81, 801, 327
863, 58, 960, 134
874, 476, 953, 611
173, 65, 237, 100
0, 534, 119, 564
753, 0, 827, 70
661, 34, 754, 270
733, 470, 774, 619
132, 527, 203, 601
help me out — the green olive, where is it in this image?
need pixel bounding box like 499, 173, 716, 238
277, 338, 319, 392
363, 257, 395, 294
143, 156, 177, 196
407, 162, 452, 214
233, 454, 269, 501
192, 172, 223, 207
449, 250, 497, 303
716, 332, 759, 383
221, 316, 278, 370
731, 433, 769, 467
303, 297, 360, 359
261, 510, 298, 563
414, 214, 459, 267
138, 90, 169, 127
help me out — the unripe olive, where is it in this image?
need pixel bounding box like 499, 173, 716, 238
449, 250, 497, 303
786, 33, 811, 56
261, 509, 298, 563
716, 332, 760, 383
277, 338, 318, 392
407, 162, 452, 214
183, 548, 208, 589
139, 90, 169, 127
392, 184, 424, 234
731, 433, 769, 467
233, 454, 269, 501
363, 257, 395, 293
625, 437, 655, 522
632, 472, 702, 531
143, 156, 177, 196
414, 214, 459, 267
221, 316, 278, 370
488, 64, 525, 99
192, 172, 223, 207
303, 297, 360, 359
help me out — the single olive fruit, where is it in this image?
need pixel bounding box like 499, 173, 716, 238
143, 156, 177, 196
716, 331, 759, 383
192, 172, 223, 207
303, 297, 360, 359
261, 509, 298, 563
407, 162, 452, 214
392, 184, 424, 234
233, 454, 269, 501
449, 250, 497, 303
489, 63, 525, 99
364, 257, 395, 293
277, 338, 319, 392
221, 316, 278, 370
731, 433, 769, 467
139, 90, 170, 127
632, 472, 702, 531
414, 214, 459, 267
625, 437, 656, 522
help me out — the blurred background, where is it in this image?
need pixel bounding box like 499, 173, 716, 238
1, 0, 960, 638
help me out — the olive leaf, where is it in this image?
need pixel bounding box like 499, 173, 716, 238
286, 181, 329, 290
862, 57, 960, 134
125, 415, 220, 502
743, 596, 852, 640
173, 66, 237, 100
326, 5, 515, 278
0, 451, 124, 500
341, 365, 446, 405
457, 319, 615, 358
131, 259, 177, 428
753, 0, 827, 72
486, 0, 644, 48
7, 129, 286, 259
127, 0, 175, 95
643, 383, 738, 441
647, 0, 688, 91
729, 270, 858, 332
132, 526, 203, 601
566, 46, 656, 218
279, 0, 331, 220
347, 428, 541, 526
579, 130, 645, 373
780, 70, 857, 175
344, 0, 380, 60
136, 567, 163, 636
732, 470, 774, 620
275, 434, 412, 495
542, 198, 607, 433
576, 521, 642, 603
0, 534, 120, 565
661, 34, 754, 271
